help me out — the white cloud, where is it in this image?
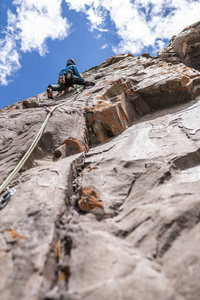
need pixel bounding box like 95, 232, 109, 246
13, 0, 70, 54
0, 35, 21, 85
86, 6, 107, 31
65, 0, 200, 54
0, 0, 71, 85
101, 43, 108, 49
95, 33, 102, 39
0, 9, 21, 85
1, 0, 200, 85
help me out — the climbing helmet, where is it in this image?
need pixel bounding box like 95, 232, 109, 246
67, 58, 75, 66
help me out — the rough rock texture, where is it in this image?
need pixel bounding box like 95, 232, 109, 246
1, 23, 200, 300
158, 21, 200, 71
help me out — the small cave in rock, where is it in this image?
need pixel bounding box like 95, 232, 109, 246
172, 148, 200, 170
63, 235, 73, 256
158, 171, 172, 184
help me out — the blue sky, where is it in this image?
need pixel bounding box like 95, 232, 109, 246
0, 0, 200, 109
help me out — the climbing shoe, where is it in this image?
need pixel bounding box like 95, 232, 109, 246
47, 87, 53, 99
86, 81, 95, 86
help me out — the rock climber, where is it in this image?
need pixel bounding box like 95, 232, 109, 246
47, 58, 95, 99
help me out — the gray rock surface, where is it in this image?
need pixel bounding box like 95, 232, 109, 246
1, 26, 200, 300
158, 21, 200, 71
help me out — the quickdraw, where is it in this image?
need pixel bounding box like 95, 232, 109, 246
44, 106, 53, 115
0, 187, 16, 209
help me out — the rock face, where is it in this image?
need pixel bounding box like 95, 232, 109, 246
1, 23, 200, 300
158, 21, 200, 71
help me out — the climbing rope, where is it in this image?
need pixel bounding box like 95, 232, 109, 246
0, 91, 80, 208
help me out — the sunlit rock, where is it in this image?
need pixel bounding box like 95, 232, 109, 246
1, 22, 200, 300
158, 21, 200, 71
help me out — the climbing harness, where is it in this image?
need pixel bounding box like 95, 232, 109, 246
66, 69, 73, 79
0, 91, 80, 209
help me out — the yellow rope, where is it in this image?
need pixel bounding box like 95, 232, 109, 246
0, 94, 79, 195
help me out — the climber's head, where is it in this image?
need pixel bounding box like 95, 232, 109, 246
66, 58, 75, 66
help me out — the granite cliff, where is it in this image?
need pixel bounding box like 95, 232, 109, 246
0, 22, 200, 300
